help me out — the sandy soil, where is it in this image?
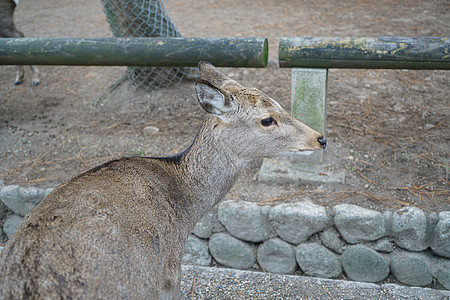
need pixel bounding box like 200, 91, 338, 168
0, 0, 448, 213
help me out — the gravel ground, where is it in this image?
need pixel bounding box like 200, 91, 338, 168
180, 266, 450, 299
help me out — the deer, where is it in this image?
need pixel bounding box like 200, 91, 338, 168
0, 61, 326, 299
0, 0, 40, 86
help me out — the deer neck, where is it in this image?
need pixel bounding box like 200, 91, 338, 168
173, 115, 248, 230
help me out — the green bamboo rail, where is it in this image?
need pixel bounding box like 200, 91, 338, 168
0, 37, 268, 68
279, 37, 450, 69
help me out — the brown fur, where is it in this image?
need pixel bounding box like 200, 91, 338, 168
0, 61, 325, 299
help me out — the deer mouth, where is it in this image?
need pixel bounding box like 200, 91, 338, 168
279, 149, 314, 156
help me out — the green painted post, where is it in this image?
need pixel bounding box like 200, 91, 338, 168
0, 37, 268, 68
279, 37, 450, 69
291, 68, 327, 164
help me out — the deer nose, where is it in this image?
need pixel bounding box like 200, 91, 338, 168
318, 136, 327, 149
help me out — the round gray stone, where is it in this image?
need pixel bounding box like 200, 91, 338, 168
143, 126, 160, 136
371, 238, 393, 253
193, 207, 219, 239
183, 235, 211, 267
320, 227, 346, 254
0, 185, 52, 217
257, 238, 297, 274
209, 233, 256, 270
269, 201, 332, 244
341, 245, 389, 283
437, 269, 450, 290
3, 214, 24, 238
391, 256, 432, 287
218, 200, 270, 243
0, 185, 21, 214
333, 204, 386, 244
295, 243, 342, 279
391, 207, 428, 251
431, 211, 450, 258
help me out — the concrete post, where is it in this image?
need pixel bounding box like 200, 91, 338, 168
291, 68, 327, 164
258, 68, 345, 184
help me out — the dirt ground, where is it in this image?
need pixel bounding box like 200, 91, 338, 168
0, 0, 448, 213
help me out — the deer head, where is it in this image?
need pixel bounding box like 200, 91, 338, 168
195, 61, 326, 160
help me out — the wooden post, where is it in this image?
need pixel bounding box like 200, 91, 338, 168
0, 37, 268, 68
279, 37, 450, 70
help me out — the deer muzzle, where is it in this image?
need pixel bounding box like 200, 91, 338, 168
318, 136, 327, 149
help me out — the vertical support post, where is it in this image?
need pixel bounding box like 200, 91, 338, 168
291, 68, 327, 164
258, 68, 345, 184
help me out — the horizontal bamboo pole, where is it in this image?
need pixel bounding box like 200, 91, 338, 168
279, 37, 450, 69
0, 37, 268, 68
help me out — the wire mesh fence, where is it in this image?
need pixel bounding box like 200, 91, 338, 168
100, 0, 198, 90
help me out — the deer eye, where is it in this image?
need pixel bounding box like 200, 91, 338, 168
261, 117, 277, 127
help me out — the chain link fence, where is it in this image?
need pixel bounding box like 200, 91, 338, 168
100, 0, 198, 90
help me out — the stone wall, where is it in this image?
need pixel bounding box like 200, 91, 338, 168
184, 200, 449, 290
1, 185, 449, 290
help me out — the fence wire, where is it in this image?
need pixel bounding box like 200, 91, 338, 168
101, 0, 198, 90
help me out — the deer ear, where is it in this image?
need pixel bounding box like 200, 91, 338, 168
198, 61, 231, 87
196, 80, 233, 116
